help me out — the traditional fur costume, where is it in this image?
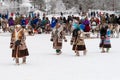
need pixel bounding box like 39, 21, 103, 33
27, 25, 34, 36
71, 30, 86, 56
50, 23, 67, 55
10, 25, 29, 64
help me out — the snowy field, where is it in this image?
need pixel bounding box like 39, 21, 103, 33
0, 32, 120, 80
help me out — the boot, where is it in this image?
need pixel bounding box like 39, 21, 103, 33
22, 57, 26, 64
106, 48, 109, 53
101, 48, 105, 53
83, 50, 87, 55
16, 58, 19, 65
56, 49, 62, 55
58, 51, 62, 55
76, 51, 80, 56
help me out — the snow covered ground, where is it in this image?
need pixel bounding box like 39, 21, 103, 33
0, 32, 120, 80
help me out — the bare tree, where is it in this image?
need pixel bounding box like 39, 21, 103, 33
62, 0, 120, 11
32, 0, 45, 10
48, 0, 57, 12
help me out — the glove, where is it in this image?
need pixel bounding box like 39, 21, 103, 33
15, 40, 21, 46
10, 45, 13, 48
70, 40, 73, 45
50, 38, 53, 41
64, 39, 67, 42
10, 42, 13, 48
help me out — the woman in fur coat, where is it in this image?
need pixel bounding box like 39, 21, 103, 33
50, 23, 67, 55
10, 25, 29, 65
71, 29, 87, 56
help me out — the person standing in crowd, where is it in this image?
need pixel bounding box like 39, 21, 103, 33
99, 24, 111, 53
99, 24, 107, 53
90, 17, 97, 34
50, 17, 57, 29
10, 25, 29, 65
21, 16, 26, 29
8, 17, 15, 32
82, 17, 90, 38
1, 16, 8, 32
45, 17, 51, 34
71, 25, 87, 56
117, 15, 120, 25
50, 23, 67, 55
103, 26, 111, 52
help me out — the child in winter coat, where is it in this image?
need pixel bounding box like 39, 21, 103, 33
71, 29, 87, 56
99, 25, 111, 53
50, 23, 67, 55
10, 25, 29, 65
103, 26, 111, 52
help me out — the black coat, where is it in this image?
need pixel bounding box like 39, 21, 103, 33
100, 27, 107, 37
117, 17, 120, 25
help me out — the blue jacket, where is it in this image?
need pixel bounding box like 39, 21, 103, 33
21, 19, 26, 26
80, 24, 85, 31
106, 29, 111, 37
73, 23, 80, 30
51, 18, 57, 28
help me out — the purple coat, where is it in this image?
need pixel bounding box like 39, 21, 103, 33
82, 19, 89, 26
8, 19, 14, 26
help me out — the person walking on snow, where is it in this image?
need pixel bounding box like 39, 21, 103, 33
50, 23, 67, 55
99, 25, 111, 53
71, 24, 87, 56
10, 25, 29, 65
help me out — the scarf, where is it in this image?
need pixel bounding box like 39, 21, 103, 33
15, 28, 23, 41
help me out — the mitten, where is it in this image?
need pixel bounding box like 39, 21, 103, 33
70, 40, 73, 45
15, 40, 21, 46
64, 39, 67, 42
10, 43, 13, 48
50, 38, 53, 41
